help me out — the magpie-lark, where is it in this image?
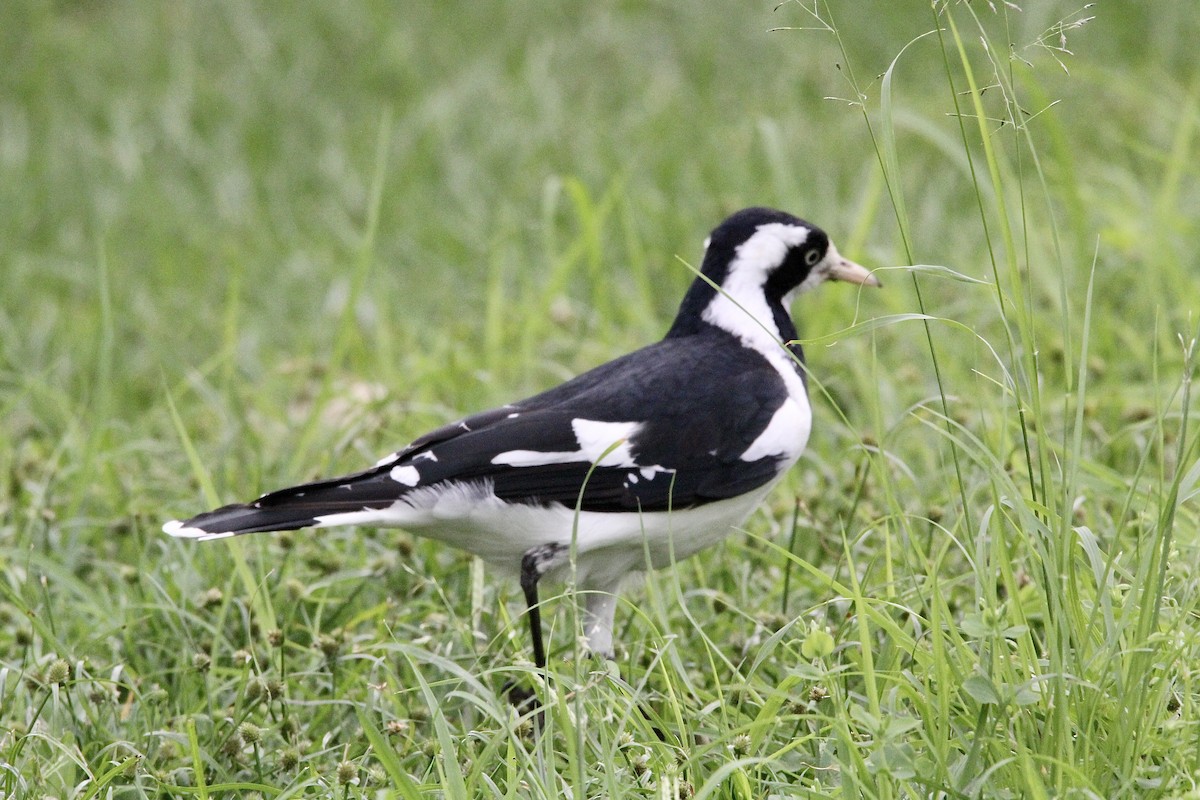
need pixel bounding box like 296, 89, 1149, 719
164, 206, 880, 671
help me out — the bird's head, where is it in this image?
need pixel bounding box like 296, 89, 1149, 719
702, 206, 879, 300
669, 207, 879, 341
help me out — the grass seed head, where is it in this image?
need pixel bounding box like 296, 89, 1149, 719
238, 722, 263, 744
336, 760, 358, 785
47, 659, 72, 686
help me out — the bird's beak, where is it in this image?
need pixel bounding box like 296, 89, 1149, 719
827, 254, 881, 288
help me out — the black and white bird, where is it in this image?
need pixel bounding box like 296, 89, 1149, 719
164, 207, 879, 670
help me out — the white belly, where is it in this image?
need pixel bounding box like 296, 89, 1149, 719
313, 479, 780, 590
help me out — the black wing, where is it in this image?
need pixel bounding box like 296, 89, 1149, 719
407, 332, 792, 510
251, 329, 799, 515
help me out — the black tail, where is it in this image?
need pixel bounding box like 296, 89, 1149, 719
163, 466, 408, 540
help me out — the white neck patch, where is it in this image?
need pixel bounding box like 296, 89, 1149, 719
701, 222, 809, 351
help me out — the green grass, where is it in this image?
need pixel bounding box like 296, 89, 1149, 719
3, 1, 1200, 797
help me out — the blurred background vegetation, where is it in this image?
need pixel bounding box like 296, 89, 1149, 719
2, 1, 1199, 796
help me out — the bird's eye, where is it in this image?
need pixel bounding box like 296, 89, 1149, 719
804, 248, 822, 266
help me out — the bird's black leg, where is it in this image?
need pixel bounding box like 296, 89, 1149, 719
507, 543, 567, 715
520, 550, 548, 670
517, 542, 566, 667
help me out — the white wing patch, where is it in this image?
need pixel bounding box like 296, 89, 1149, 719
373, 452, 399, 467
571, 419, 640, 466
390, 465, 421, 486
492, 419, 643, 468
